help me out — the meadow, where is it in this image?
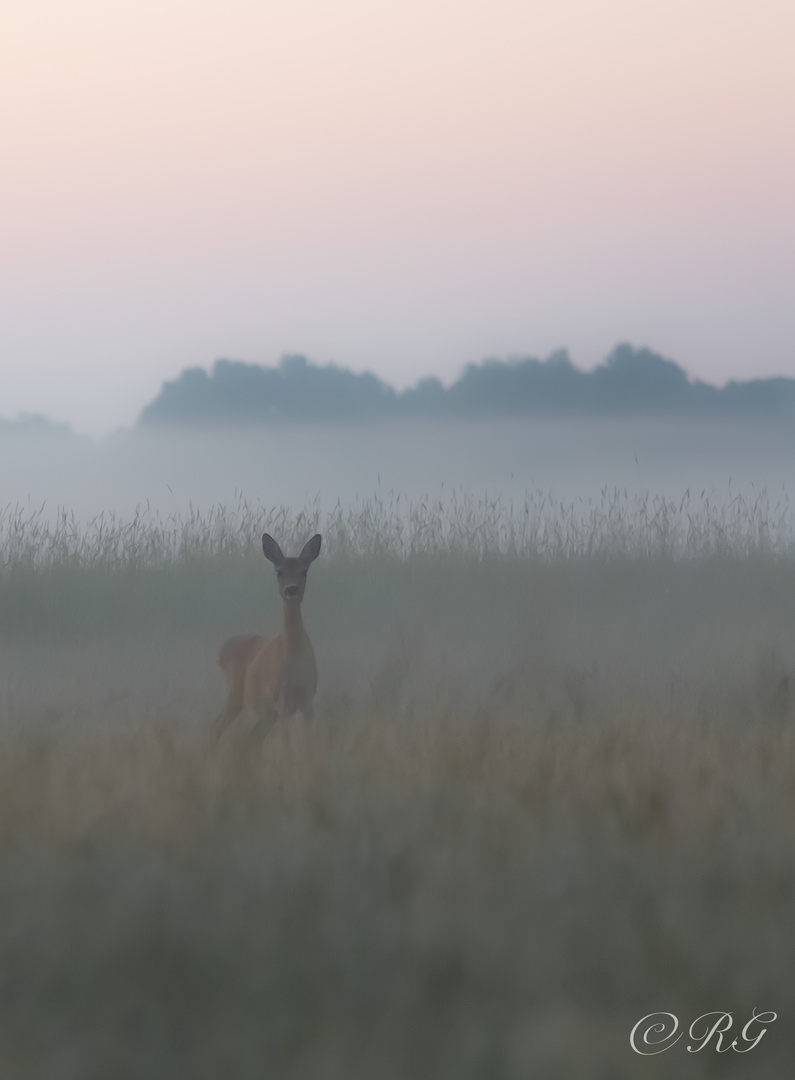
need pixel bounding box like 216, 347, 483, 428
0, 490, 794, 1079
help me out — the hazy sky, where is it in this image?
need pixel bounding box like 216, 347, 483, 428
2, 0, 794, 436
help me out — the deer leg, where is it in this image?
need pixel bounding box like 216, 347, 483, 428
213, 653, 248, 742
250, 696, 280, 741
213, 634, 270, 742
212, 695, 244, 742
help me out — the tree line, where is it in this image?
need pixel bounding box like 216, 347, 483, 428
136, 345, 795, 426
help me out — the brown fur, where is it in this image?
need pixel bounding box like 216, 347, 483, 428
213, 534, 321, 740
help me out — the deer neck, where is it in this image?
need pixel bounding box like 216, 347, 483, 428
282, 600, 305, 656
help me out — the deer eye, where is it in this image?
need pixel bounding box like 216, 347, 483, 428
276, 570, 283, 577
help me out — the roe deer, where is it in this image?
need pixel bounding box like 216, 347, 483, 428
213, 533, 322, 740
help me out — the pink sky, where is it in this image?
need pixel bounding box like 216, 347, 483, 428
1, 0, 794, 435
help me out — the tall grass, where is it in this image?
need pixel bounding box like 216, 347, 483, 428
0, 707, 792, 1079
0, 490, 793, 1077
2, 487, 793, 569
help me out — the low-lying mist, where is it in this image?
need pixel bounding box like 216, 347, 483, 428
1, 471, 794, 1076
2, 414, 795, 523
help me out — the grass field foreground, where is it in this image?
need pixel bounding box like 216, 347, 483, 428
0, 491, 793, 1078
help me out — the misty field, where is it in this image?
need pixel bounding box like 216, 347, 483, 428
1, 491, 794, 1079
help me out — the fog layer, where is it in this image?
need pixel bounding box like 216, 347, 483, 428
1, 416, 794, 523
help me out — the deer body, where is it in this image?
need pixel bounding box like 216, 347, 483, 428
213, 533, 321, 740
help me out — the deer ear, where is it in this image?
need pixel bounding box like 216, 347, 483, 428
300, 534, 322, 565
262, 533, 284, 564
